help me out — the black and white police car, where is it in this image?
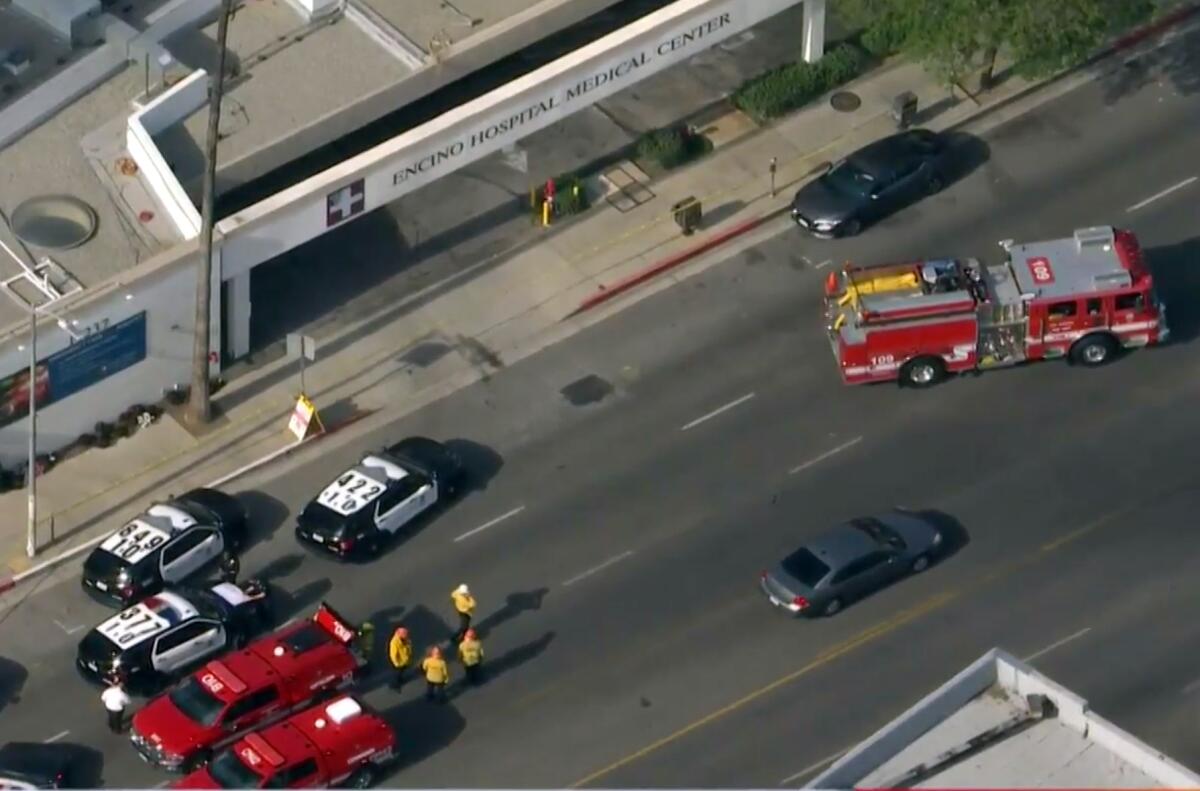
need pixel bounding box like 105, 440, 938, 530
75, 582, 272, 696
81, 488, 247, 606
295, 437, 464, 559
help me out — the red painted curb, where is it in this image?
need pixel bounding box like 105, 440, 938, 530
571, 214, 769, 317
1110, 3, 1199, 52
0, 577, 13, 594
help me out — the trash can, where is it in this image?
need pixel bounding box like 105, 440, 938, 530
892, 91, 918, 129
672, 196, 702, 235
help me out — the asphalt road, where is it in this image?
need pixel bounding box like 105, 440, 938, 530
1, 27, 1199, 789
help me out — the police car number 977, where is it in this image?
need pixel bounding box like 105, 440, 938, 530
296, 437, 464, 559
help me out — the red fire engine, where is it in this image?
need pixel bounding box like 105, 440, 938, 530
174, 695, 396, 789
823, 226, 1168, 387
131, 603, 365, 772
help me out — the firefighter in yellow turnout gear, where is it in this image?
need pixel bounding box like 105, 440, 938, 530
458, 629, 485, 686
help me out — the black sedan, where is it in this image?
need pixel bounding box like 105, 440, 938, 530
75, 581, 272, 696
761, 510, 943, 618
296, 437, 464, 559
791, 129, 948, 237
0, 742, 85, 789
81, 488, 247, 607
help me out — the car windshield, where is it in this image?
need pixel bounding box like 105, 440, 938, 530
850, 518, 906, 551
824, 160, 876, 197
208, 750, 262, 789
781, 548, 831, 587
168, 676, 226, 727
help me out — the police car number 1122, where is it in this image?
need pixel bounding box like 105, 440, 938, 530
98, 604, 171, 647
320, 471, 384, 516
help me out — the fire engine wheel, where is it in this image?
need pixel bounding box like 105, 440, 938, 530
900, 357, 945, 388
349, 766, 378, 789
1070, 334, 1117, 367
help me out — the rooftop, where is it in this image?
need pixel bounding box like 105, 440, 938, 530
810, 648, 1200, 789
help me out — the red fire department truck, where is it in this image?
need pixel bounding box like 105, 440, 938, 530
823, 226, 1168, 387
174, 695, 396, 789
131, 603, 365, 772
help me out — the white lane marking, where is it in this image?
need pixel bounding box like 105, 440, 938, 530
1023, 627, 1092, 662
562, 550, 635, 587
53, 619, 86, 635
779, 747, 850, 785
788, 436, 863, 475
43, 730, 70, 743
815, 259, 833, 269
681, 392, 756, 431
454, 506, 526, 542
1127, 176, 1197, 212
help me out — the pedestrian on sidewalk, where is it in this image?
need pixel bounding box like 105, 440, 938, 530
421, 646, 450, 702
101, 676, 131, 734
219, 549, 240, 585
450, 583, 476, 642
387, 626, 412, 690
457, 629, 485, 686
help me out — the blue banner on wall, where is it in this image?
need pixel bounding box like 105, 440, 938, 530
0, 312, 148, 429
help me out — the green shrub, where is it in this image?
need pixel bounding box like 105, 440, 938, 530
861, 13, 911, 58
733, 43, 866, 122
635, 125, 714, 170
534, 172, 590, 216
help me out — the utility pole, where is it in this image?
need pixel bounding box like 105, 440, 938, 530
187, 0, 234, 425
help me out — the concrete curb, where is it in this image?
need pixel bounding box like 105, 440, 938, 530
569, 3, 1200, 316
0, 408, 376, 595
568, 213, 773, 317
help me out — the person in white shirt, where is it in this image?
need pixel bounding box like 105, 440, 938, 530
101, 677, 131, 734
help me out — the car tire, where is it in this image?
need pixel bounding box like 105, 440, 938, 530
839, 218, 862, 237
911, 554, 930, 573
822, 598, 843, 617
925, 173, 945, 194
349, 765, 378, 789
1070, 333, 1117, 367
900, 357, 946, 388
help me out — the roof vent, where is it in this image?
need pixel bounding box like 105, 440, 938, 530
11, 195, 98, 250
1074, 226, 1115, 252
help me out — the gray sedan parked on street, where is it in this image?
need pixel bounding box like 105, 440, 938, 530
761, 510, 943, 618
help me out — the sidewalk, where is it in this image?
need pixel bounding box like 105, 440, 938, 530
1, 8, 1192, 585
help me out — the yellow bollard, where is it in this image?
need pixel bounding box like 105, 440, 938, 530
542, 199, 552, 227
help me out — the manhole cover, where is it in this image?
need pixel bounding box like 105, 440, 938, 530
11, 195, 98, 250
830, 91, 862, 112
560, 374, 613, 406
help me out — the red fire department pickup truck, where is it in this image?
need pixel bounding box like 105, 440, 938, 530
173, 695, 396, 789
131, 603, 364, 772
823, 226, 1168, 387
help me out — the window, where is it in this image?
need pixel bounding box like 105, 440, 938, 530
161, 528, 208, 564
1086, 298, 1102, 316
1047, 301, 1077, 318
169, 676, 226, 727
224, 687, 280, 722
781, 548, 831, 587
832, 552, 889, 584
1115, 292, 1145, 311
155, 621, 212, 653
266, 759, 319, 788
849, 519, 906, 551
377, 474, 430, 513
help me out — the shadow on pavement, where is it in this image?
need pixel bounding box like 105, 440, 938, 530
0, 655, 27, 713
1146, 237, 1200, 343
233, 490, 291, 550
273, 578, 333, 622
378, 697, 466, 775
702, 199, 747, 229
1100, 18, 1200, 105
447, 630, 556, 701
444, 439, 504, 495
254, 552, 305, 583
475, 587, 551, 640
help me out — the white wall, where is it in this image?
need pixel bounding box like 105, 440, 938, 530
0, 246, 218, 466
126, 69, 207, 238
216, 0, 806, 283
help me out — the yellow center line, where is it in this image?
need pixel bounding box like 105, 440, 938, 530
569, 506, 1133, 788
